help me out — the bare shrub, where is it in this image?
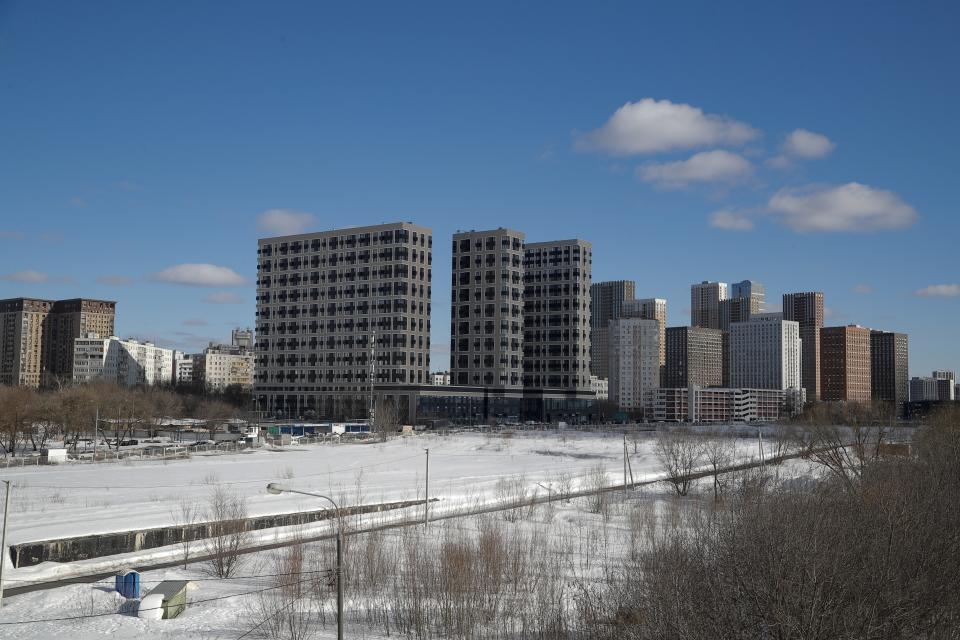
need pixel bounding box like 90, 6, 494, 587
170, 498, 200, 569
655, 428, 704, 496
702, 435, 735, 502
585, 463, 609, 515
203, 485, 249, 577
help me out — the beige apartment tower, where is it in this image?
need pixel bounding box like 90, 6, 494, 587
523, 239, 592, 391
449, 228, 525, 388
255, 222, 432, 419
820, 325, 872, 403
691, 281, 727, 330
0, 297, 116, 388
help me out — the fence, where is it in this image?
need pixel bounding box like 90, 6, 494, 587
0, 440, 255, 468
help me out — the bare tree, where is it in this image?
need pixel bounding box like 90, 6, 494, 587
203, 486, 249, 577
655, 428, 704, 497
0, 386, 37, 456
702, 435, 735, 502
170, 498, 201, 569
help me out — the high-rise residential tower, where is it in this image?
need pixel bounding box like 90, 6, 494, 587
623, 298, 667, 375
0, 298, 53, 387
664, 326, 724, 389
820, 325, 872, 403
523, 239, 592, 392
690, 281, 728, 330
608, 317, 660, 410
450, 228, 525, 388
255, 222, 432, 419
589, 280, 635, 380
41, 299, 116, 386
729, 314, 802, 392
730, 280, 765, 314
869, 330, 909, 415
783, 291, 824, 402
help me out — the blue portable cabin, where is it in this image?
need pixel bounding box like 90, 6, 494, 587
115, 569, 141, 599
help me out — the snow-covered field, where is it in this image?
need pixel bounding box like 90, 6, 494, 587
0, 430, 823, 639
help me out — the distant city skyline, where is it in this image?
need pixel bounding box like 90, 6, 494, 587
1, 1, 957, 376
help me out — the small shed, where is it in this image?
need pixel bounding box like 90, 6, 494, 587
40, 448, 68, 464
140, 580, 191, 619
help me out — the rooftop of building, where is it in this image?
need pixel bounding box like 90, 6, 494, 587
257, 221, 432, 243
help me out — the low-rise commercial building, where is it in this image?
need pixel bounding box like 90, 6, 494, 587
647, 386, 803, 423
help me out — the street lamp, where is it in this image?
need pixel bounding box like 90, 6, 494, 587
266, 483, 344, 640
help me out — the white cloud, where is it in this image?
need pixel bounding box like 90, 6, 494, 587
1, 270, 74, 284
575, 98, 759, 155
638, 150, 753, 188
915, 284, 960, 297
767, 183, 918, 232
257, 209, 316, 235
782, 129, 835, 159
150, 264, 246, 287
853, 283, 873, 294
203, 292, 244, 304
96, 275, 134, 285
709, 209, 755, 231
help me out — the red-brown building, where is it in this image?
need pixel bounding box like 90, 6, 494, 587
820, 325, 872, 403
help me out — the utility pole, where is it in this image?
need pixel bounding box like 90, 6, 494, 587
759, 430, 765, 468
623, 434, 628, 497
424, 448, 430, 525
0, 480, 11, 607
93, 406, 99, 461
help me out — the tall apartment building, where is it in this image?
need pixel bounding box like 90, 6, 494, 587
0, 298, 52, 387
729, 314, 802, 391
623, 298, 667, 375
869, 330, 909, 415
0, 297, 115, 387
691, 281, 727, 329
255, 222, 432, 418
664, 326, 724, 389
589, 280, 635, 379
820, 325, 872, 403
449, 229, 525, 388
909, 377, 938, 401
73, 335, 174, 387
196, 343, 255, 391
523, 239, 592, 392
933, 370, 956, 401
608, 317, 660, 410
783, 291, 824, 402
718, 296, 752, 332
42, 299, 116, 386
730, 280, 765, 314
173, 351, 195, 385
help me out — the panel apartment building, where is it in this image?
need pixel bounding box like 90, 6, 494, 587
870, 330, 909, 415
729, 313, 803, 393
449, 229, 525, 388
820, 325, 872, 403
523, 239, 592, 393
255, 222, 432, 419
0, 297, 116, 387
783, 291, 824, 402
664, 325, 725, 389
589, 280, 635, 380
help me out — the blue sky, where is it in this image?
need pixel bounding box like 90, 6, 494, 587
1, 1, 958, 376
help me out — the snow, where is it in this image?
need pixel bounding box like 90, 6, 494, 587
0, 430, 824, 639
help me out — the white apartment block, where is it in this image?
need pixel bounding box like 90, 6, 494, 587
173, 351, 194, 385
196, 343, 254, 391
432, 371, 451, 386
608, 317, 660, 410
590, 374, 608, 401
73, 334, 174, 387
622, 297, 667, 369
729, 314, 802, 392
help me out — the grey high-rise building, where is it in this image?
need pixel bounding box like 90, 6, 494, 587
730, 280, 765, 314
783, 291, 824, 402
523, 239, 592, 392
589, 280, 635, 379
691, 281, 728, 329
449, 228, 525, 388
718, 296, 752, 332
255, 222, 432, 419
664, 326, 724, 389
870, 330, 909, 415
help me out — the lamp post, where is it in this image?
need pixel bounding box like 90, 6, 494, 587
266, 483, 344, 640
